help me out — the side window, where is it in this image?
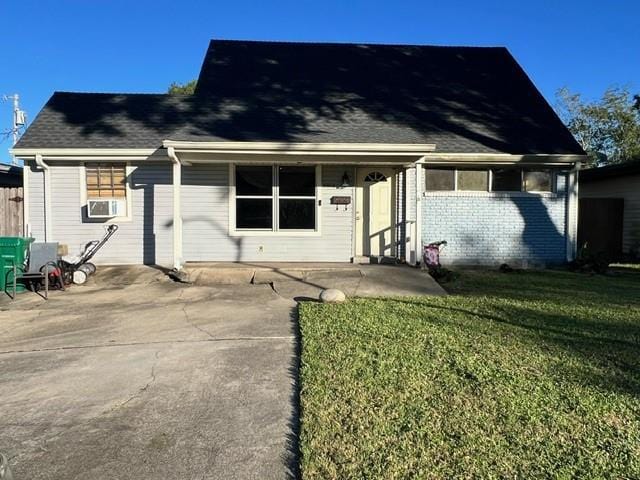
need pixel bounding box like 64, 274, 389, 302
457, 169, 488, 191
491, 168, 522, 192
425, 168, 454, 191
86, 163, 126, 198
524, 170, 553, 192
85, 163, 128, 218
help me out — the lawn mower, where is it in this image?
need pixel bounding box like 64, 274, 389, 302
59, 224, 119, 285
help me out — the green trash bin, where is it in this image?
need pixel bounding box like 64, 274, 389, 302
0, 237, 35, 294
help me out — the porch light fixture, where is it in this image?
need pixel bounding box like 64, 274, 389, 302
340, 171, 351, 188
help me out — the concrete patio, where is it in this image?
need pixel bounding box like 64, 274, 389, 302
185, 262, 447, 299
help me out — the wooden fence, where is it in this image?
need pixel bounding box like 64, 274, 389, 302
0, 186, 24, 236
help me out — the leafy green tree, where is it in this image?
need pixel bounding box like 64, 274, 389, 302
556, 86, 640, 167
167, 80, 197, 95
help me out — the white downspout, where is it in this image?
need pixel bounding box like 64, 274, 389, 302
34, 154, 52, 241
414, 160, 423, 266
22, 159, 30, 236
566, 161, 581, 262
167, 146, 183, 270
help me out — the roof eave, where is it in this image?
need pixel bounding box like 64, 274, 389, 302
162, 140, 437, 156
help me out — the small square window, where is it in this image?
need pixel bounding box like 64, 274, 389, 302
524, 170, 553, 192
457, 170, 488, 191
425, 168, 455, 191
86, 163, 127, 198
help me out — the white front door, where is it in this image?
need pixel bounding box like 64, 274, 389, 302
355, 168, 396, 257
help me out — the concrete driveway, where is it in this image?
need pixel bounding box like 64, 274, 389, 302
0, 263, 443, 479
0, 271, 299, 480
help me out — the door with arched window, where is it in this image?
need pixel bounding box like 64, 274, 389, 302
355, 168, 396, 257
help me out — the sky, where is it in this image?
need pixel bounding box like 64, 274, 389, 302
0, 0, 638, 164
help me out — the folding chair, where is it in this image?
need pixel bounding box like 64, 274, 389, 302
9, 242, 59, 300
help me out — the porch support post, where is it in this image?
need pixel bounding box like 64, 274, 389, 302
168, 147, 183, 270
414, 160, 423, 266
566, 161, 580, 262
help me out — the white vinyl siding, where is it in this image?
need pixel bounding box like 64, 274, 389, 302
182, 164, 354, 262
580, 173, 640, 255
27, 161, 173, 265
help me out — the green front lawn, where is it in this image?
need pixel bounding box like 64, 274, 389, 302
299, 269, 640, 478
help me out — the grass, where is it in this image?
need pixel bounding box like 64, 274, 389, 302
298, 268, 640, 479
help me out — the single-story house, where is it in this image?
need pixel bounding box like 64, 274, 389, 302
579, 162, 640, 258
12, 39, 586, 269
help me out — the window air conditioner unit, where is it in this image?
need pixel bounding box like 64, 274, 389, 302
87, 199, 125, 218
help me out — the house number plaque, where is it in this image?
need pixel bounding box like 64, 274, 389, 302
330, 196, 351, 205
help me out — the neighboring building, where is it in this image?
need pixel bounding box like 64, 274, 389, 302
579, 162, 640, 258
0, 163, 22, 187
0, 163, 24, 236
12, 40, 585, 268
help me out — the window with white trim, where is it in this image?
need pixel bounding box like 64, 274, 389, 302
86, 163, 127, 198
84, 162, 128, 218
234, 165, 318, 231
424, 167, 555, 193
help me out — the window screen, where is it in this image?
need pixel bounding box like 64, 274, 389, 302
425, 168, 455, 191
492, 168, 522, 192
86, 163, 126, 198
457, 170, 488, 191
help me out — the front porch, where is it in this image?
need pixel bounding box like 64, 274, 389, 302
165, 141, 434, 270
184, 262, 447, 297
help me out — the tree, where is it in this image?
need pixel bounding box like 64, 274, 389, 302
167, 80, 197, 95
556, 86, 640, 167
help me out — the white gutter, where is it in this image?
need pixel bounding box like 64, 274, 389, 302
167, 146, 183, 270
566, 161, 581, 262
163, 140, 437, 156
22, 161, 30, 236
418, 153, 588, 165
11, 148, 158, 158
34, 154, 53, 242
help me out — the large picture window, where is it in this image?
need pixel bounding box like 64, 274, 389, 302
234, 165, 318, 231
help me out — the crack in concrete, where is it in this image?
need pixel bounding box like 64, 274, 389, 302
105, 350, 160, 413
181, 305, 216, 339
0, 336, 296, 356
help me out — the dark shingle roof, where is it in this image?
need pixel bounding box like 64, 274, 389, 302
16, 93, 190, 149
16, 39, 585, 155
580, 161, 640, 182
